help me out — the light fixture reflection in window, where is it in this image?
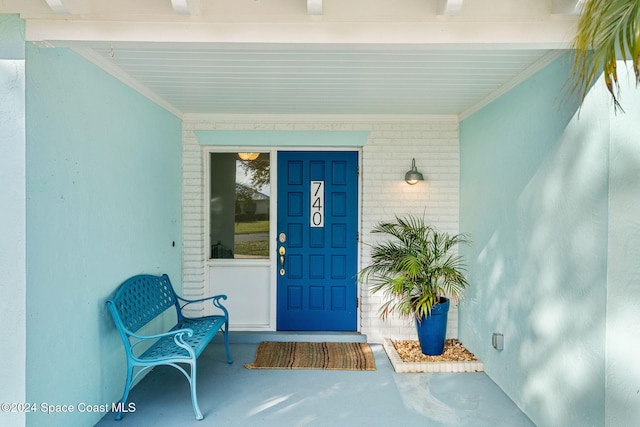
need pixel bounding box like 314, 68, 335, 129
238, 152, 260, 161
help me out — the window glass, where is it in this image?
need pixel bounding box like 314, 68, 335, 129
209, 152, 270, 259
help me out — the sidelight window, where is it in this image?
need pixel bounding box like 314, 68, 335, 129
209, 152, 270, 259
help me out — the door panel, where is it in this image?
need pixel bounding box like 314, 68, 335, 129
277, 151, 358, 331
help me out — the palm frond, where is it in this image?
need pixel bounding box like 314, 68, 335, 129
570, 0, 640, 112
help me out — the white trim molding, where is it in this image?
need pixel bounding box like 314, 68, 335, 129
460, 50, 566, 120
70, 47, 183, 118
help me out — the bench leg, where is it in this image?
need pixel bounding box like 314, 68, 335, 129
223, 321, 233, 364
188, 360, 204, 420
114, 365, 134, 421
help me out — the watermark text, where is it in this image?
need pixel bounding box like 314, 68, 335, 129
1, 402, 136, 414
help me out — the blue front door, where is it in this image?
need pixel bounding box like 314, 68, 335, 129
277, 151, 358, 331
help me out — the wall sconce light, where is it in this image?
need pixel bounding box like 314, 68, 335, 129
404, 158, 424, 185
238, 152, 260, 161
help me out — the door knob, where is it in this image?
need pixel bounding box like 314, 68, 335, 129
279, 246, 286, 276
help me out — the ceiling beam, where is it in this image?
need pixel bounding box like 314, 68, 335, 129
307, 0, 323, 16
26, 20, 577, 48
551, 0, 583, 15
44, 0, 70, 14
171, 0, 202, 16
438, 0, 464, 16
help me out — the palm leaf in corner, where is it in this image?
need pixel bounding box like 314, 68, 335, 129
570, 0, 640, 112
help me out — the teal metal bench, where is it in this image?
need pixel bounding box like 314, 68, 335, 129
106, 274, 232, 421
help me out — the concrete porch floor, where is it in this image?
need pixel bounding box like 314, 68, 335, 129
95, 336, 534, 427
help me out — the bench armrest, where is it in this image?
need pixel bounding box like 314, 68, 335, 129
176, 294, 229, 319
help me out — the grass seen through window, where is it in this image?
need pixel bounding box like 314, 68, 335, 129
235, 220, 269, 234
235, 220, 269, 257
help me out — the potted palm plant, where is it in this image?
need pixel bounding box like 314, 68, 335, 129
359, 215, 469, 355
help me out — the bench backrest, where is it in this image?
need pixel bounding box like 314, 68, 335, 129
107, 274, 179, 333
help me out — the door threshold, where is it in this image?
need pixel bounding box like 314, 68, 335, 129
215, 331, 367, 344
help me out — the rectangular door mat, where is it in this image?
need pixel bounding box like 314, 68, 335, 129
245, 341, 376, 370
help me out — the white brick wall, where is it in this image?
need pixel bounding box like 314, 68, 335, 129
181, 116, 460, 343
360, 119, 460, 343
181, 121, 207, 308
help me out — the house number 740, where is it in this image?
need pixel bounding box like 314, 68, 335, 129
310, 180, 324, 228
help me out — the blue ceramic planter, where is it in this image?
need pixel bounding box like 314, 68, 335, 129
415, 297, 450, 356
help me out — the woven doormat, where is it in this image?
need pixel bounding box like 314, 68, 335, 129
245, 341, 376, 370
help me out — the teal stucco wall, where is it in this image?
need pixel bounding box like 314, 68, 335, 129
0, 14, 27, 427
25, 44, 182, 426
459, 55, 610, 426
605, 68, 640, 426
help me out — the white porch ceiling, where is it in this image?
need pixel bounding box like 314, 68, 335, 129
6, 0, 580, 118
63, 42, 561, 117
